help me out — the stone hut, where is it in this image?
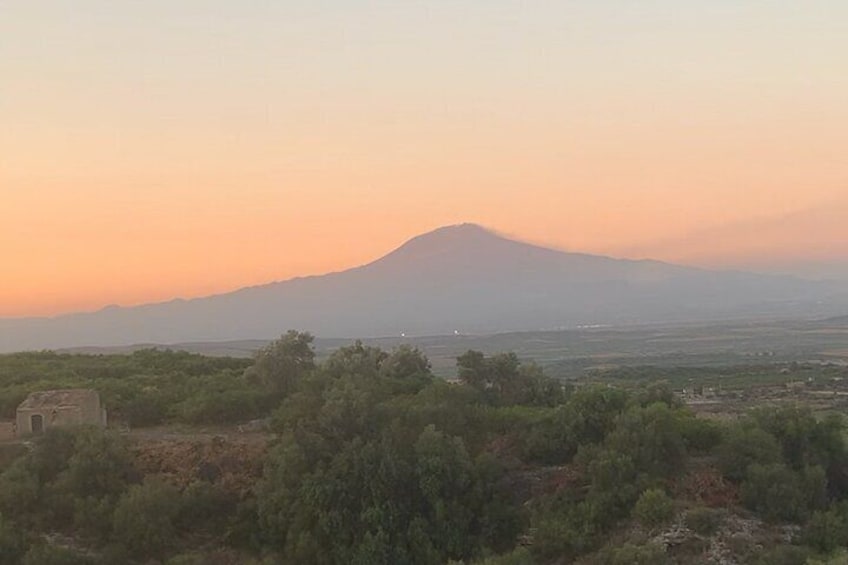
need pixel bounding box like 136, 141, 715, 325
16, 389, 107, 436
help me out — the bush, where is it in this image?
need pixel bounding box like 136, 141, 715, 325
72, 495, 116, 541
56, 428, 135, 499
176, 481, 236, 534
471, 547, 536, 564
803, 509, 848, 553
594, 542, 670, 565
21, 544, 93, 565
679, 417, 723, 453
0, 445, 27, 473
0, 513, 26, 565
717, 425, 782, 482
684, 506, 724, 536
807, 549, 848, 565
113, 479, 181, 558
740, 464, 826, 522
751, 544, 812, 565
605, 403, 687, 478
0, 460, 40, 525
632, 488, 675, 529
178, 389, 273, 425
122, 393, 167, 427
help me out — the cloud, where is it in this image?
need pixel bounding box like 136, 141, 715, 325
621, 199, 848, 273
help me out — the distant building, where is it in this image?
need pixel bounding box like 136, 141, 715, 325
16, 389, 107, 436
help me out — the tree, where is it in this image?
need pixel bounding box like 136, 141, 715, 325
803, 509, 848, 553
112, 479, 181, 558
605, 403, 687, 478
632, 488, 675, 529
380, 345, 432, 382
752, 406, 846, 471
0, 513, 26, 565
740, 463, 825, 522
684, 507, 724, 536
456, 350, 560, 406
717, 424, 782, 482
55, 428, 134, 499
323, 341, 389, 380
246, 331, 316, 396
564, 385, 628, 446
457, 350, 488, 390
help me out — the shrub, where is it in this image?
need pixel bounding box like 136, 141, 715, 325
122, 394, 167, 427
72, 495, 116, 541
807, 549, 848, 565
21, 544, 93, 565
179, 389, 272, 425
679, 417, 723, 453
684, 506, 724, 536
471, 547, 536, 564
803, 509, 848, 553
113, 479, 181, 558
751, 544, 812, 565
740, 464, 826, 522
632, 488, 675, 529
717, 425, 782, 482
0, 513, 26, 565
594, 542, 670, 565
176, 481, 236, 534
605, 403, 687, 478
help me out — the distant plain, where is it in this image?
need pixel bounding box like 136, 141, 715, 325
61, 315, 848, 378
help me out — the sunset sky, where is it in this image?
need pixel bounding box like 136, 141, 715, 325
2, 1, 847, 317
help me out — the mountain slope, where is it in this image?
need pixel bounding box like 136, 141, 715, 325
1, 224, 845, 352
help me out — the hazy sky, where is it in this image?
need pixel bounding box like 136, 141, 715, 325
2, 1, 847, 317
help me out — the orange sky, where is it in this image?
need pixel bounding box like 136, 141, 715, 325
2, 1, 847, 317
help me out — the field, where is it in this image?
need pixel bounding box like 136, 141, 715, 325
61, 315, 848, 378
2, 319, 848, 563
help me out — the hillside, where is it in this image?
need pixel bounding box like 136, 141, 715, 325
1, 224, 845, 352
3, 344, 848, 563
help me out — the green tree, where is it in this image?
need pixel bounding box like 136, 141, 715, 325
632, 488, 675, 530
380, 345, 432, 381
113, 479, 181, 558
55, 428, 134, 499
564, 385, 628, 446
803, 509, 848, 553
246, 330, 316, 396
457, 350, 562, 406
324, 341, 388, 380
605, 403, 687, 478
0, 513, 26, 565
685, 507, 724, 536
740, 463, 826, 522
457, 350, 488, 390
717, 424, 782, 482
752, 406, 846, 471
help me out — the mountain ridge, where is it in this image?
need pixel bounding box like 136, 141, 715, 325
1, 223, 845, 352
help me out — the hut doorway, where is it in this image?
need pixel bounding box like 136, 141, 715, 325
31, 414, 43, 434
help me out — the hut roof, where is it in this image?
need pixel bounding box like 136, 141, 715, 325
17, 389, 99, 411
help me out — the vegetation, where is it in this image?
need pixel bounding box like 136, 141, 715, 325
2, 333, 848, 563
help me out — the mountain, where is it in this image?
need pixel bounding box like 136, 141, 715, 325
1, 223, 846, 353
